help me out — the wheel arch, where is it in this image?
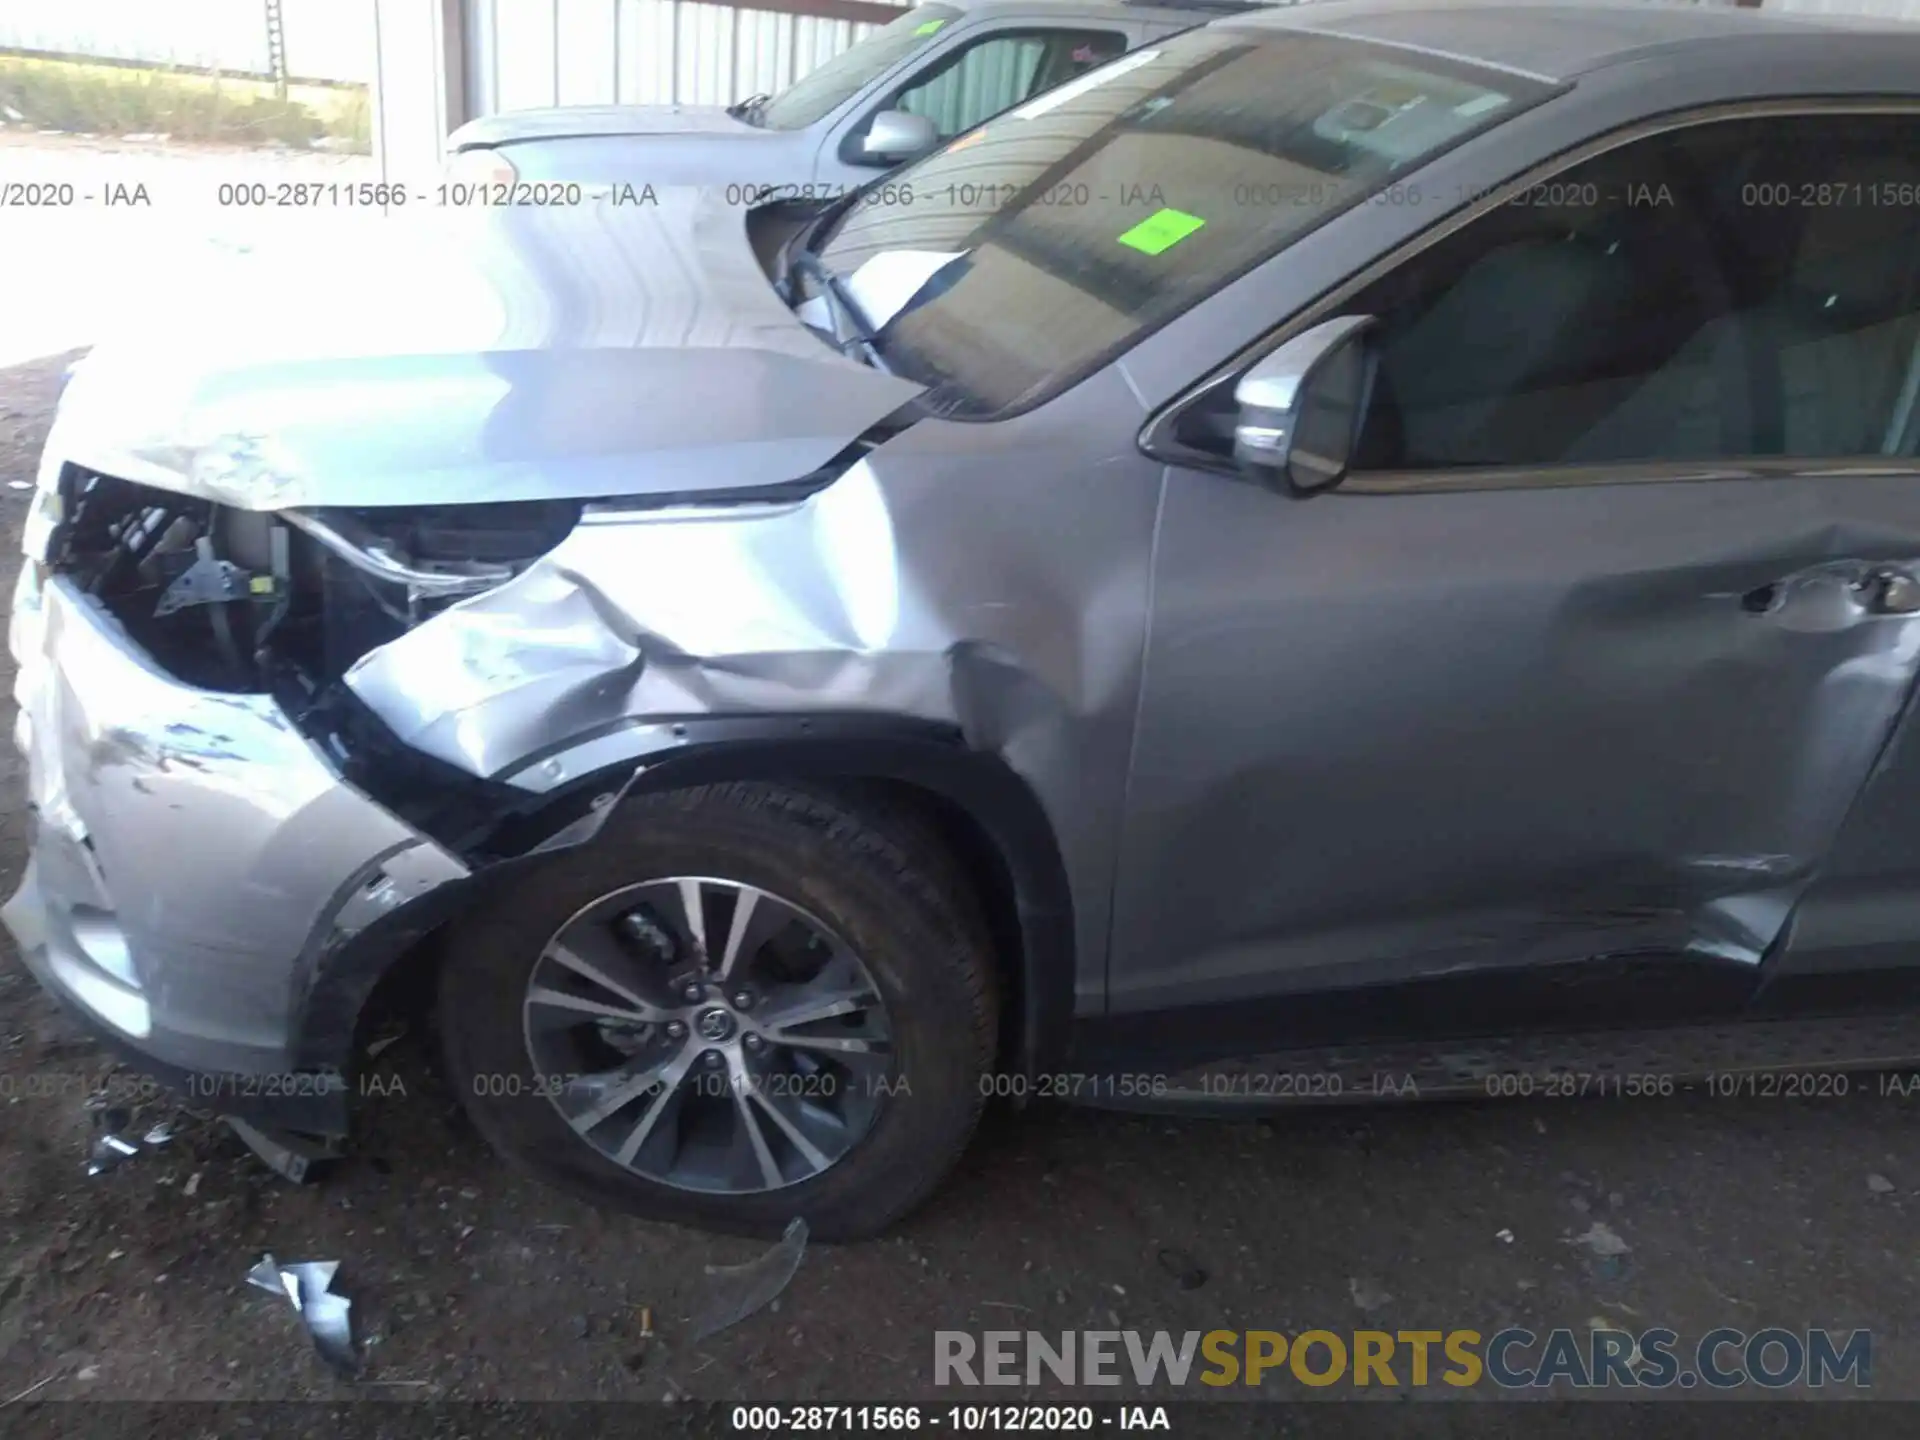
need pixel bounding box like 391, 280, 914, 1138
293, 714, 1078, 1082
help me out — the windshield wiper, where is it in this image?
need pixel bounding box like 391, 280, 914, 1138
790, 252, 892, 374
726, 92, 772, 125
775, 187, 866, 301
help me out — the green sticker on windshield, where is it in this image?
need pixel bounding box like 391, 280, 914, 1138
1116, 207, 1205, 256
914, 18, 947, 34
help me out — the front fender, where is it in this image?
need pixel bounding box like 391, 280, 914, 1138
292, 712, 1077, 1080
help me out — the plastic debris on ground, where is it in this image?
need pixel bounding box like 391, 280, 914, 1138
85, 1133, 140, 1177
690, 1218, 809, 1341
246, 1254, 360, 1373
1565, 1220, 1631, 1258
223, 1116, 340, 1184
1348, 1276, 1392, 1312
82, 1094, 187, 1175
1156, 1246, 1208, 1290
364, 1025, 408, 1060
2, 1373, 60, 1406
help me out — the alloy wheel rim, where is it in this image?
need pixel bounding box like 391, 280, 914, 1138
521, 876, 895, 1194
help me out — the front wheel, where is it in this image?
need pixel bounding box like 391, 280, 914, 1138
438, 782, 1000, 1239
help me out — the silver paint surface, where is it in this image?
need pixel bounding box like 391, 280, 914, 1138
10, 4, 1920, 1081
1111, 476, 1920, 1012
42, 189, 922, 511
346, 370, 1164, 1004
4, 565, 467, 1073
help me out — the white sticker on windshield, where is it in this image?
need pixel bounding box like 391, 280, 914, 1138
1454, 92, 1510, 118
1010, 48, 1161, 122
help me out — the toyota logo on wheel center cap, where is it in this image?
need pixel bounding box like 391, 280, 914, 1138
696, 1006, 736, 1042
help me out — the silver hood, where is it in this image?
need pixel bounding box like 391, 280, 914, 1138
449, 103, 759, 149
46, 189, 923, 511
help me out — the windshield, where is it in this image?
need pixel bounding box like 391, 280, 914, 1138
816, 28, 1551, 416
757, 5, 964, 131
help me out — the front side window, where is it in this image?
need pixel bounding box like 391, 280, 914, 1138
1345, 113, 1920, 471
818, 28, 1545, 417
891, 29, 1127, 140
757, 5, 963, 131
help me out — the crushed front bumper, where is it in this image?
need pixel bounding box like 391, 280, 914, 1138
2, 559, 467, 1130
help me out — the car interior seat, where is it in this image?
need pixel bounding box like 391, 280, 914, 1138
1356, 178, 1717, 469
1570, 151, 1920, 463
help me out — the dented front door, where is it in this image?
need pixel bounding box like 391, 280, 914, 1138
1107, 470, 1920, 1047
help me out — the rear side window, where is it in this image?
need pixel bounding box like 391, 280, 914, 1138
1347, 112, 1920, 471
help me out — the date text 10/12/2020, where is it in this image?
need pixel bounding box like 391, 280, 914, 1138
13, 1065, 1901, 1110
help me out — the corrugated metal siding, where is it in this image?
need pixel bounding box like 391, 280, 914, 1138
0, 0, 375, 83
465, 0, 1920, 122
471, 0, 907, 114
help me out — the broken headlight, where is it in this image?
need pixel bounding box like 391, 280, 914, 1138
277, 501, 584, 688
46, 467, 580, 692
283, 501, 582, 609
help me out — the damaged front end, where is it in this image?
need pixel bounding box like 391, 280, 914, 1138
41, 468, 607, 848
4, 185, 1084, 1136
4, 465, 608, 1121
50, 467, 578, 700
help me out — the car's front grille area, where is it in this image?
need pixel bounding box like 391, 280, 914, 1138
38, 465, 583, 698
43, 465, 293, 691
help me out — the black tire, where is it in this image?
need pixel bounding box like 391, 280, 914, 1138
438, 781, 999, 1240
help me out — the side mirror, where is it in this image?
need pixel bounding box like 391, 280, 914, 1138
861, 109, 939, 163
1233, 315, 1378, 494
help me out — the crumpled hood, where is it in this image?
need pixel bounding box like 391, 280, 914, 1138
47, 189, 923, 511
450, 104, 756, 149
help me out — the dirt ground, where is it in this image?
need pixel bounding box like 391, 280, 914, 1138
5, 349, 1920, 1415
0, 132, 377, 368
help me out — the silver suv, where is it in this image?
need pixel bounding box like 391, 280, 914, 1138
448, 0, 1262, 192
10, 1, 1920, 1239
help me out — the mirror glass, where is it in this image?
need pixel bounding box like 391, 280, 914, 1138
863, 110, 938, 161
1228, 315, 1374, 492
1285, 341, 1367, 492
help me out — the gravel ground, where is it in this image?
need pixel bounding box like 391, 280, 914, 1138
3, 344, 1920, 1414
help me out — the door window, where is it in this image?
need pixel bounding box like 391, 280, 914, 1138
1344, 114, 1920, 471
757, 5, 963, 131
891, 29, 1127, 140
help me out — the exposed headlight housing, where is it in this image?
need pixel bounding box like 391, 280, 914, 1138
284, 502, 580, 606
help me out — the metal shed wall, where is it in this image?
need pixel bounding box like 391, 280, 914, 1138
462, 0, 1920, 121
467, 0, 915, 115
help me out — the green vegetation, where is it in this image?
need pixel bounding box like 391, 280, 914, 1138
0, 54, 370, 152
